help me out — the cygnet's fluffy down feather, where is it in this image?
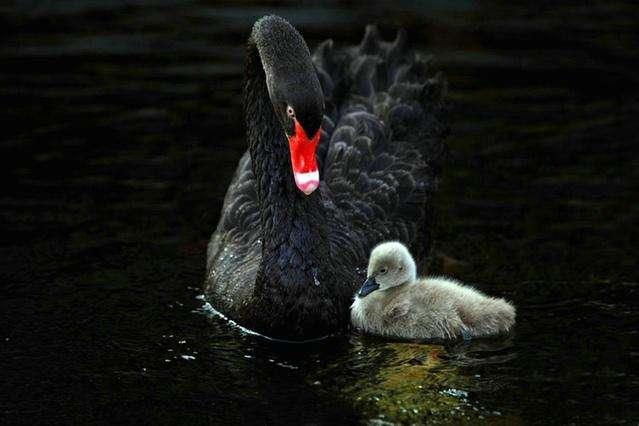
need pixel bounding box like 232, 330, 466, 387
351, 242, 516, 339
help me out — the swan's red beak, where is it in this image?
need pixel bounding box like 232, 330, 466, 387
287, 119, 320, 195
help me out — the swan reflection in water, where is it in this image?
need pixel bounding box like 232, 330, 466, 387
310, 335, 520, 424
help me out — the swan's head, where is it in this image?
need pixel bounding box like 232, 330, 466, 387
358, 241, 417, 298
251, 15, 324, 196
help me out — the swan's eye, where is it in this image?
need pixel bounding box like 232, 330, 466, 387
379, 267, 387, 275
286, 105, 295, 118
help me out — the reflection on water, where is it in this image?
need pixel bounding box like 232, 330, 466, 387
2, 0, 638, 424
313, 339, 481, 424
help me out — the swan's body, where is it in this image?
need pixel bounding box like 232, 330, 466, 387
205, 16, 448, 339
351, 242, 516, 339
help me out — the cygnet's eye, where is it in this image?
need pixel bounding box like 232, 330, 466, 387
286, 105, 295, 118
379, 267, 388, 275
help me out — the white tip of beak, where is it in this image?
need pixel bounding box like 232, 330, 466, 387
294, 170, 320, 195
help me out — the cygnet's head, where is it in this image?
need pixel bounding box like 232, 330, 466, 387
357, 241, 417, 298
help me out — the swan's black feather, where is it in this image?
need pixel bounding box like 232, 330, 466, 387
315, 26, 448, 262
206, 21, 448, 338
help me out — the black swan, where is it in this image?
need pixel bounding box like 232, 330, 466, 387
205, 16, 448, 339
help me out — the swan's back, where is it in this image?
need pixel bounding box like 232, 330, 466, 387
206, 24, 448, 323
314, 26, 448, 264
421, 278, 517, 336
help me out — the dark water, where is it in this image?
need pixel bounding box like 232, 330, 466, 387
2, 1, 638, 424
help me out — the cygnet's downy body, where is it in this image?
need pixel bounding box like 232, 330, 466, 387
350, 242, 516, 340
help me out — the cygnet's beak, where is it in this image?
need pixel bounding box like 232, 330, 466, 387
357, 277, 379, 298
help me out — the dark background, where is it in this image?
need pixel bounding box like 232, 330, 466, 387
1, 1, 638, 424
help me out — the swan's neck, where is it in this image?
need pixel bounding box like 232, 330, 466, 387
245, 42, 328, 256
243, 42, 338, 336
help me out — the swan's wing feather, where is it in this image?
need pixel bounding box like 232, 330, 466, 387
206, 149, 271, 313
214, 151, 260, 235
206, 152, 261, 295
313, 26, 449, 262
322, 114, 433, 259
